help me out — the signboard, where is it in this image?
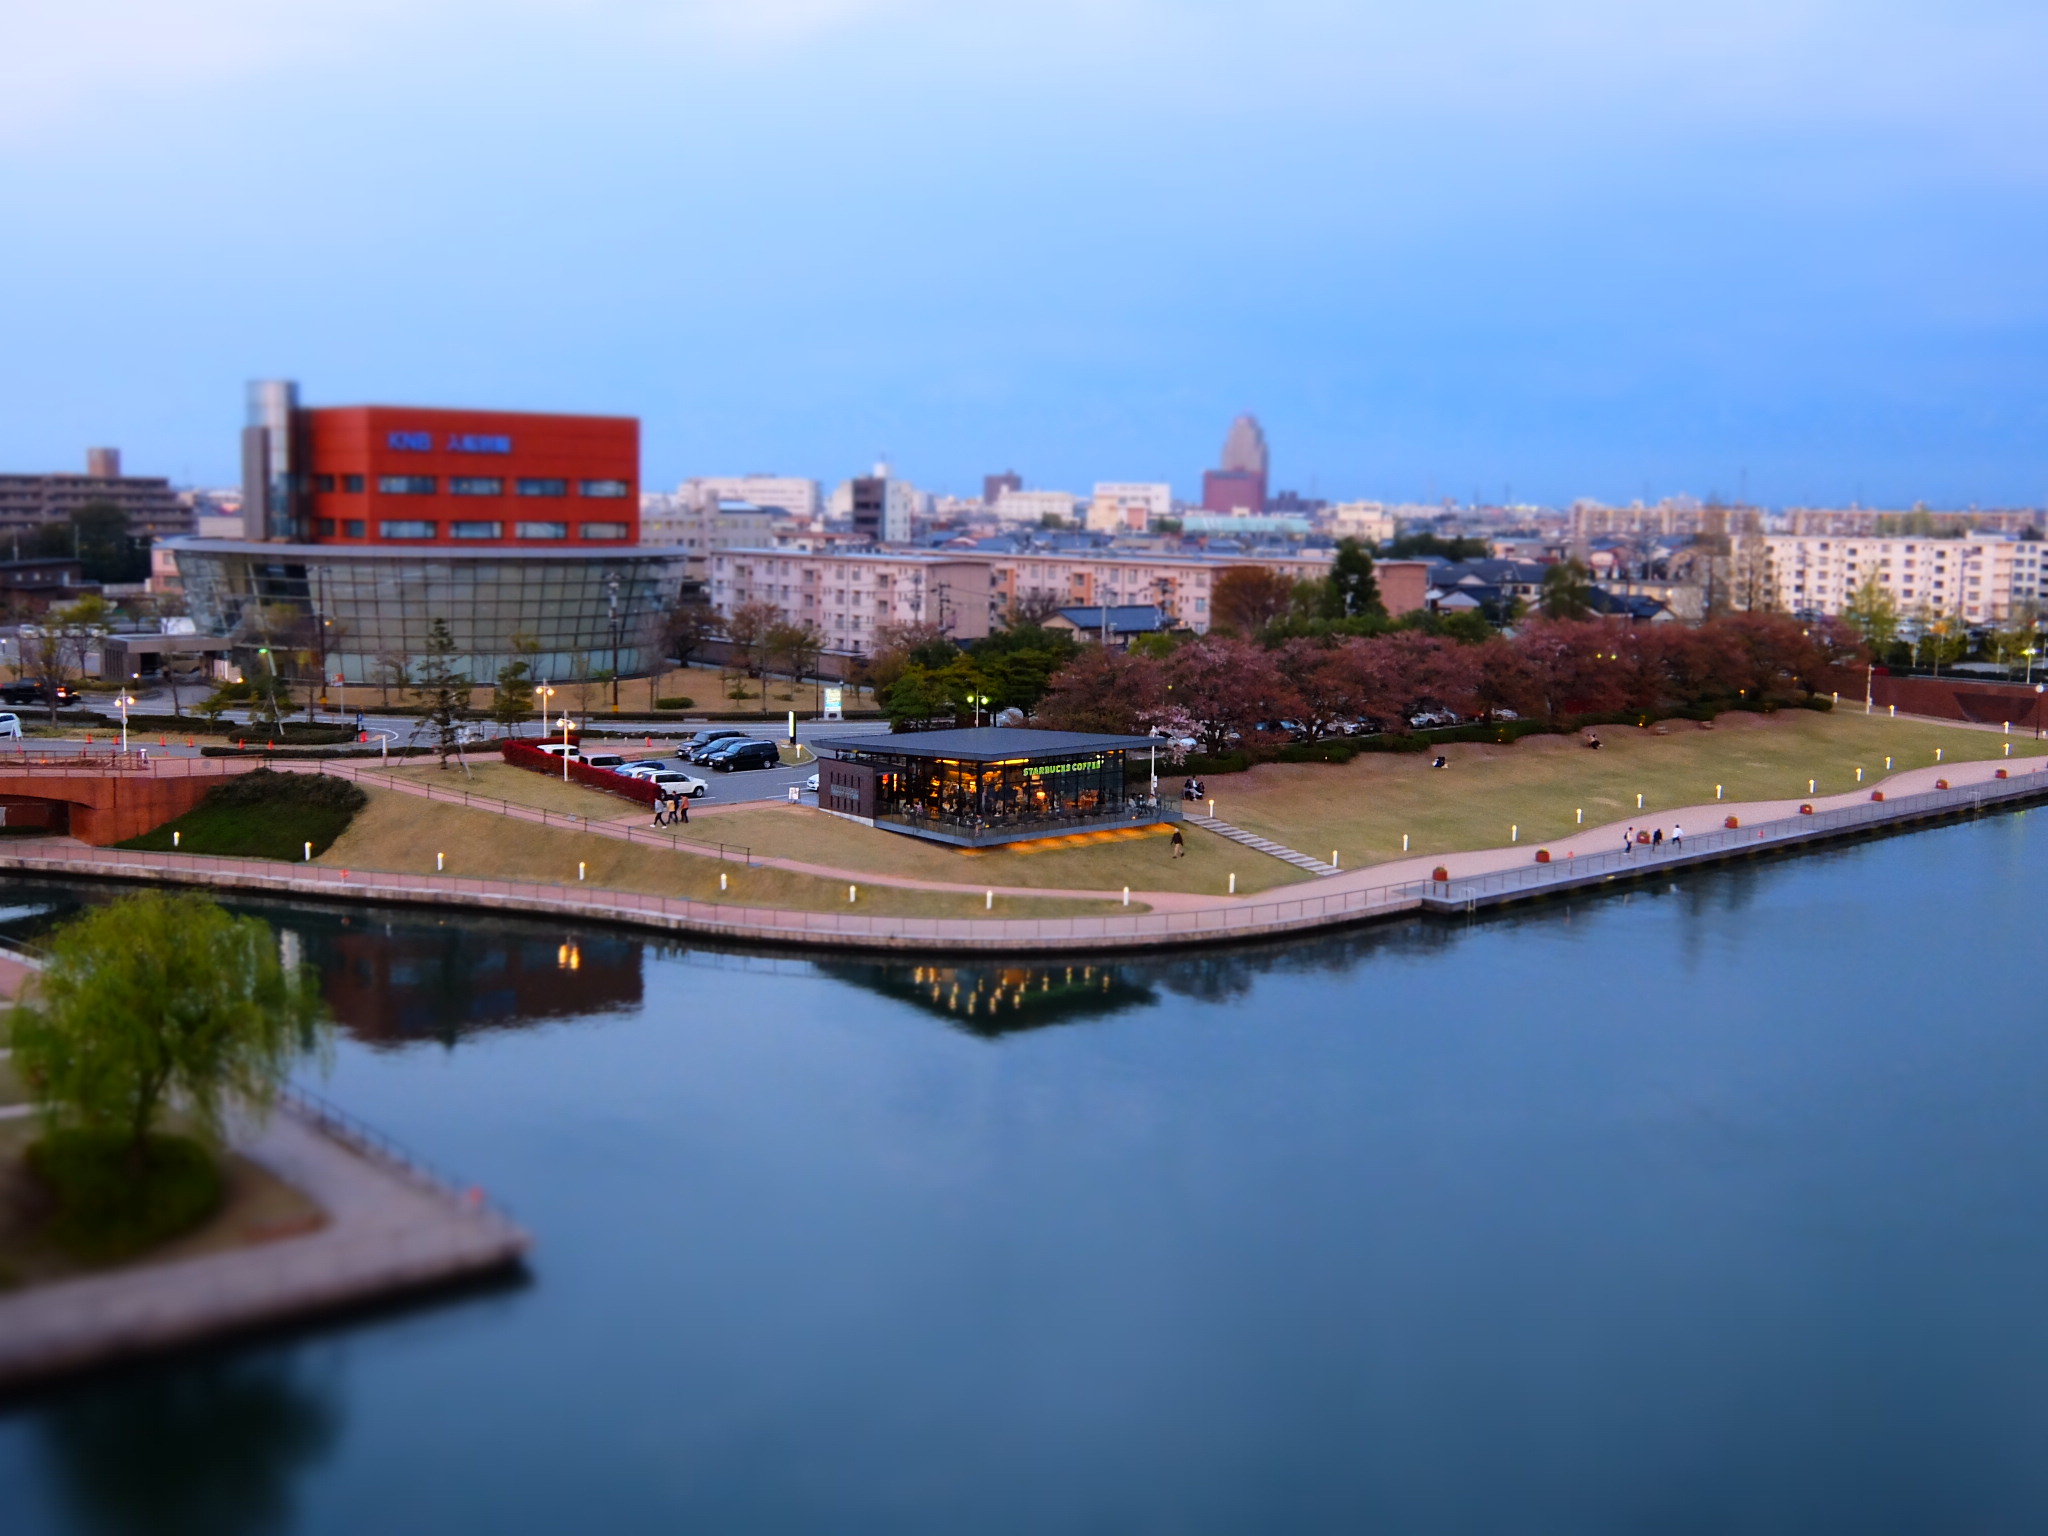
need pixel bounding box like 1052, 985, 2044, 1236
823, 686, 844, 721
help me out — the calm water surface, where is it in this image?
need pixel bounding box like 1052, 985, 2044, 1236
3, 812, 2047, 1533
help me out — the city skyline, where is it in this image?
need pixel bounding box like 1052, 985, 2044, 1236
2, 2, 2043, 509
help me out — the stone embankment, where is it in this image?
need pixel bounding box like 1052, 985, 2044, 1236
0, 1090, 529, 1390
0, 759, 2038, 954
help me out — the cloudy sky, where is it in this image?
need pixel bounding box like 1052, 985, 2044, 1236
2, 0, 2043, 506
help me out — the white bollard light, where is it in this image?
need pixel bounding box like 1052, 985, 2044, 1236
985, 889, 993, 910
436, 851, 445, 871
1637, 793, 1644, 809
848, 883, 857, 903
1576, 808, 1583, 824
720, 871, 727, 891
1122, 886, 1129, 907
304, 841, 312, 862
578, 862, 586, 882
173, 829, 180, 847
1402, 834, 1409, 852
1511, 824, 1518, 842
1228, 872, 1236, 894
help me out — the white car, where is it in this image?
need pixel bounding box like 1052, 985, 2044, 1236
0, 713, 20, 740
534, 741, 581, 759
644, 770, 708, 798
615, 760, 668, 778
804, 771, 820, 792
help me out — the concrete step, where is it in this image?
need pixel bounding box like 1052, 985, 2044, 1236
1183, 814, 1339, 877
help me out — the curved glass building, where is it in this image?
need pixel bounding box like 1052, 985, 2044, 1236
170, 539, 687, 687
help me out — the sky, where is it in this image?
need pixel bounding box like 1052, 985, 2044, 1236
1, 0, 2044, 508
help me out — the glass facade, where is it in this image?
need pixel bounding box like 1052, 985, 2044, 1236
517, 479, 568, 497
171, 540, 689, 688
378, 475, 438, 495
516, 521, 568, 540
450, 477, 504, 496
579, 522, 629, 541
579, 479, 630, 498
851, 748, 1164, 843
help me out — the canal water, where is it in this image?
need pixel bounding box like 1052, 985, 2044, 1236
4, 810, 2047, 1533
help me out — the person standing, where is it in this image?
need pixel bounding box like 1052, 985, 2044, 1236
1653, 827, 1664, 851
1671, 822, 1683, 849
1171, 828, 1186, 858
1624, 825, 1635, 855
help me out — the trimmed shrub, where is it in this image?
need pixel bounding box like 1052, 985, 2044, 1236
654, 696, 696, 710
27, 1129, 223, 1261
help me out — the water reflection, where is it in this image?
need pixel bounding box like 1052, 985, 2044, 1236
305, 916, 641, 1048
36, 1352, 341, 1536
817, 959, 1158, 1036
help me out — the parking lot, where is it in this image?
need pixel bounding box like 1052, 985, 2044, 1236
605, 721, 892, 810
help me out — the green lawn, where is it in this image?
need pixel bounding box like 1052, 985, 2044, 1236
1209, 708, 2047, 868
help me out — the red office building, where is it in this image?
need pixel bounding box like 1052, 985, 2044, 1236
170, 380, 684, 693
244, 394, 637, 547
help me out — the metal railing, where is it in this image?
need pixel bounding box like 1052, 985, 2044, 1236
278, 1083, 519, 1223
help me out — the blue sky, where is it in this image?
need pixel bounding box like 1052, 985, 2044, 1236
2, 0, 2043, 507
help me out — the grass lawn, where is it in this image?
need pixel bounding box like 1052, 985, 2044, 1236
318, 789, 1142, 917
120, 771, 367, 860
694, 804, 1314, 896
372, 759, 647, 820
1210, 708, 2048, 869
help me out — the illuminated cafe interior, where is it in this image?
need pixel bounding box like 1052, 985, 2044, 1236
811, 727, 1181, 848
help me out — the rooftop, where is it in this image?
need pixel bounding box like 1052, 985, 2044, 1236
814, 727, 1165, 763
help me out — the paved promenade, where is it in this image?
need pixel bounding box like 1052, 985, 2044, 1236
0, 757, 2037, 953
0, 1096, 529, 1390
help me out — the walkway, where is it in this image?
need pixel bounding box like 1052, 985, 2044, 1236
0, 757, 2038, 953
0, 1094, 529, 1388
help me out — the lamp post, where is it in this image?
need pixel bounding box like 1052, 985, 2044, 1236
2026, 648, 2037, 687
114, 689, 135, 753
536, 683, 555, 744
558, 713, 575, 780
606, 572, 622, 711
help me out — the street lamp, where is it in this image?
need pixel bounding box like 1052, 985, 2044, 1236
114, 689, 136, 752
2025, 647, 2037, 687
536, 683, 555, 742
557, 713, 575, 780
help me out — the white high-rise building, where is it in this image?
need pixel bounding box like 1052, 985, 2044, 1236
1323, 501, 1396, 544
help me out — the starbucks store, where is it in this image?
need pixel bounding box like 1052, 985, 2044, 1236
812, 728, 1179, 848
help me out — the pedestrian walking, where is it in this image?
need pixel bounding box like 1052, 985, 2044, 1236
1624, 825, 1635, 855
1671, 823, 1682, 849
1170, 828, 1186, 858
676, 792, 689, 824
1653, 828, 1664, 850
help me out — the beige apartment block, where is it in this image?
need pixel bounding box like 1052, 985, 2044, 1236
1746, 534, 2046, 625
708, 548, 1340, 650
711, 550, 993, 652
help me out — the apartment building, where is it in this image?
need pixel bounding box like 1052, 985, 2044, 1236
1748, 534, 2046, 625
710, 550, 994, 652
0, 449, 192, 541
709, 548, 1342, 648
1322, 501, 1396, 544
991, 489, 1077, 526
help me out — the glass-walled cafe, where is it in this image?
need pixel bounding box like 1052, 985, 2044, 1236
812, 728, 1179, 848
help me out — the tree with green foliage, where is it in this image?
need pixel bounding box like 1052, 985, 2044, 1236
965, 623, 1081, 712
411, 617, 469, 767
22, 501, 150, 583
492, 632, 539, 733
10, 891, 327, 1257
1539, 559, 1595, 620
1325, 538, 1384, 618
1840, 567, 1901, 649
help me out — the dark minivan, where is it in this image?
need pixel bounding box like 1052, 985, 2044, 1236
709, 739, 782, 772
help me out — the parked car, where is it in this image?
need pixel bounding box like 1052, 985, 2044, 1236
643, 769, 708, 797
711, 740, 783, 772
580, 752, 627, 769
0, 713, 20, 739
615, 760, 671, 779
0, 681, 79, 707
804, 771, 820, 793
677, 729, 746, 760
534, 741, 581, 758
689, 734, 755, 765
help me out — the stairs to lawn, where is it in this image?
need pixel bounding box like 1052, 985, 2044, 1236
1181, 814, 1339, 877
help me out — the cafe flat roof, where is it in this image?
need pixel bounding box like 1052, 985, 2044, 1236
813, 727, 1164, 763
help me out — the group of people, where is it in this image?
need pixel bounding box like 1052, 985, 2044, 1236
1179, 777, 1208, 802
650, 791, 690, 827
1622, 823, 1682, 854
